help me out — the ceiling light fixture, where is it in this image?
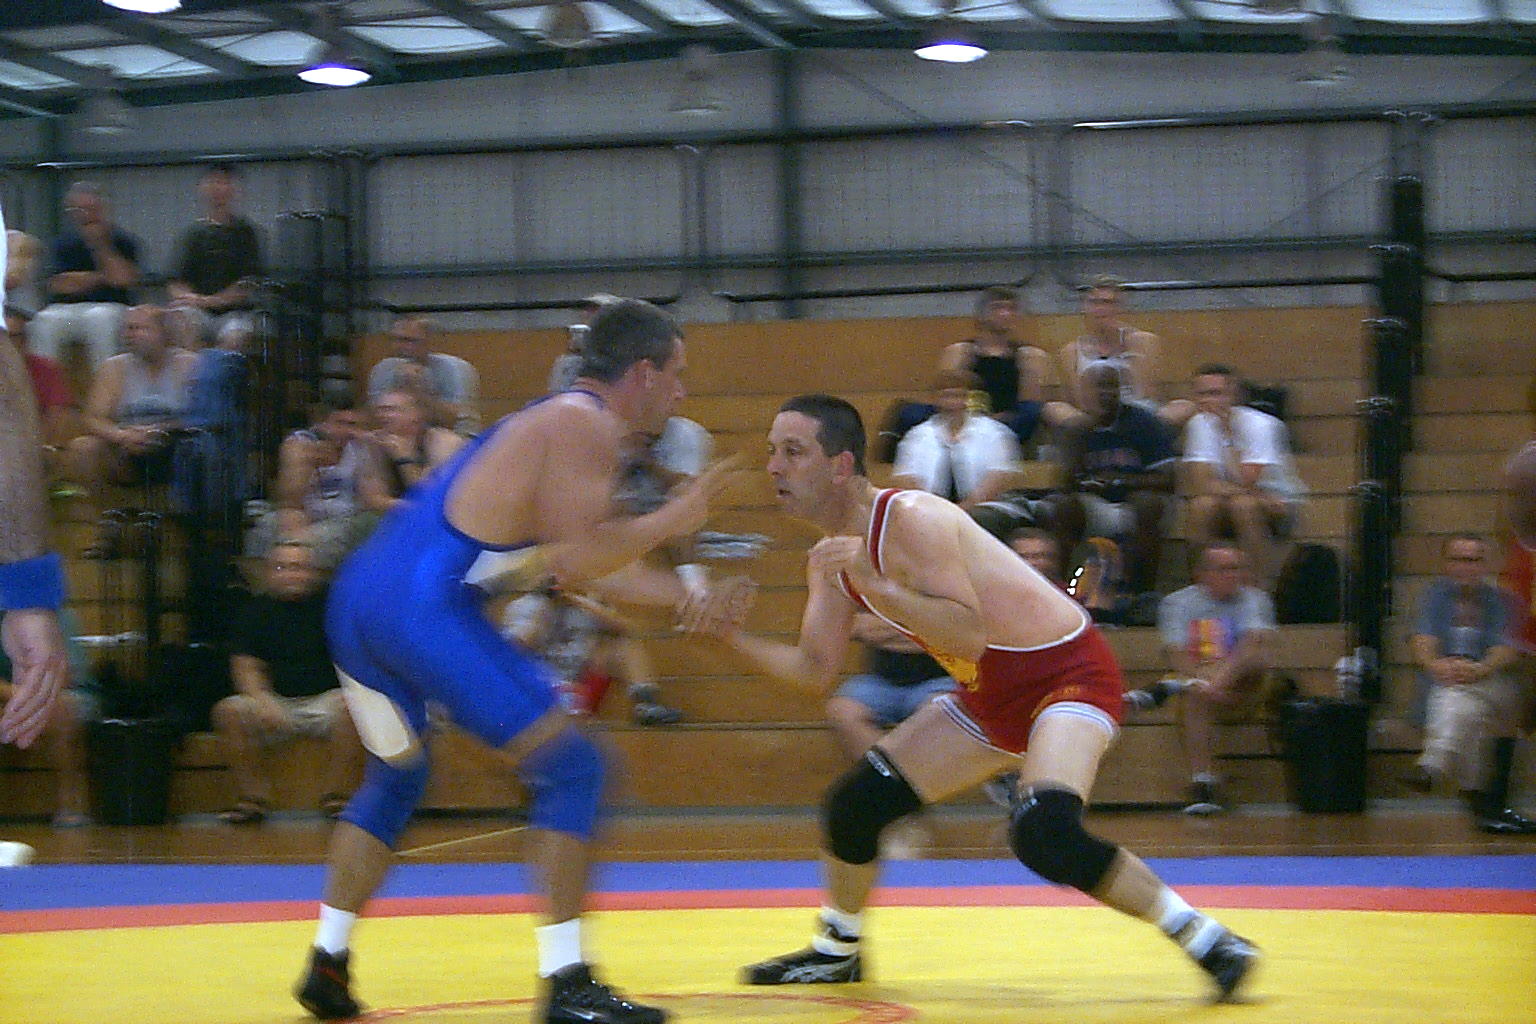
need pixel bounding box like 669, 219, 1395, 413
1295, 13, 1348, 87
100, 0, 183, 12
76, 84, 136, 135
298, 4, 373, 87
542, 2, 595, 49
670, 44, 722, 116
915, 2, 987, 64
298, 45, 372, 87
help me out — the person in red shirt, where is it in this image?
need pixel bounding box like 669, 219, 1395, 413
5, 306, 76, 454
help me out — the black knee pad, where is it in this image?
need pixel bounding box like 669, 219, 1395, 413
1008, 788, 1119, 893
823, 748, 923, 865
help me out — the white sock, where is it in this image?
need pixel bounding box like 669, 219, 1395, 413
812, 906, 863, 956
536, 918, 585, 977
315, 905, 357, 955
1192, 772, 1219, 786
1155, 889, 1224, 959
1152, 888, 1197, 935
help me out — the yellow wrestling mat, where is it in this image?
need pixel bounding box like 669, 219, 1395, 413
4, 906, 1532, 1024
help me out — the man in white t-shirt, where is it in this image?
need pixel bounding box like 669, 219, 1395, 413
894, 369, 1021, 510
1181, 363, 1305, 581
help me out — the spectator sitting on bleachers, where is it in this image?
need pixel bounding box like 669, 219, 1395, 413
5, 305, 77, 457
1057, 274, 1194, 431
212, 540, 362, 824
500, 585, 680, 725
939, 286, 1057, 445
166, 163, 263, 317
0, 610, 101, 828
1045, 362, 1176, 606
1407, 533, 1535, 835
30, 182, 142, 374
68, 304, 198, 558
893, 369, 1022, 511
246, 388, 379, 570
1152, 541, 1276, 816
367, 386, 465, 505
366, 315, 480, 437
1182, 362, 1306, 585
599, 417, 713, 725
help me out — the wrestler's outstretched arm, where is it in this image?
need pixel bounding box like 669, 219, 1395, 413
689, 552, 854, 698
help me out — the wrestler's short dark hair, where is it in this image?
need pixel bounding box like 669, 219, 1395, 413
780, 394, 867, 477
578, 298, 680, 383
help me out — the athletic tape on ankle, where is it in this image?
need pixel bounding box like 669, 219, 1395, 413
0, 552, 67, 611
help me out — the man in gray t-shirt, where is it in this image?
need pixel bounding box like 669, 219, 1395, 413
1154, 541, 1275, 815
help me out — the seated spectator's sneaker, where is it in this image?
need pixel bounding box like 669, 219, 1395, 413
543, 963, 666, 1024
631, 701, 683, 727
1183, 780, 1224, 816
1477, 808, 1536, 835
295, 946, 361, 1020
1124, 678, 1191, 712
741, 946, 862, 985
1191, 927, 1259, 1001
982, 770, 1020, 809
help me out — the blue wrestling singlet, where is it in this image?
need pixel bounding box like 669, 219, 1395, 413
325, 404, 569, 755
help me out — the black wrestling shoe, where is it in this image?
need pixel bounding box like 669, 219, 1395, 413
742, 946, 863, 985
544, 963, 667, 1024
1193, 928, 1259, 1002
295, 947, 362, 1020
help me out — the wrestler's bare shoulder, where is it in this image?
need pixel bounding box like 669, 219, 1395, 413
480, 392, 621, 459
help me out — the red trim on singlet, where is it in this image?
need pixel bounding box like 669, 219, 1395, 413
839, 488, 903, 610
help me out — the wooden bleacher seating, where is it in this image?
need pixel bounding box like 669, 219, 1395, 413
3, 300, 1530, 819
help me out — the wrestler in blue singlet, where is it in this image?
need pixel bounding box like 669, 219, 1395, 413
326, 393, 596, 766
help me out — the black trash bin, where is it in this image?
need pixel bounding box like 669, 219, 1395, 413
1281, 698, 1369, 813
89, 718, 179, 825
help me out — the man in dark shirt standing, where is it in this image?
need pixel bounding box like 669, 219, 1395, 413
30, 182, 142, 373
1046, 363, 1176, 602
168, 163, 263, 317
212, 539, 361, 823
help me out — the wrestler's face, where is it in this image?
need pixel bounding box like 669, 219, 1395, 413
637, 337, 686, 434
767, 411, 842, 520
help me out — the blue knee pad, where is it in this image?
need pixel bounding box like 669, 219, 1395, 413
341, 752, 431, 849
521, 729, 606, 841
